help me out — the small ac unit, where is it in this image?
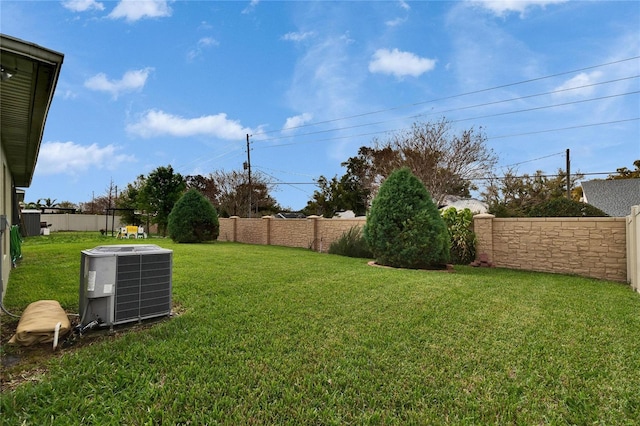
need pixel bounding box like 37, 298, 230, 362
79, 244, 173, 328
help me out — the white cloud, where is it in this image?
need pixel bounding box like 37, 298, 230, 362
127, 110, 253, 139
398, 0, 410, 11
108, 0, 172, 22
282, 113, 313, 132
470, 0, 567, 17
242, 0, 260, 14
187, 37, 219, 60
84, 68, 153, 99
61, 0, 105, 12
37, 142, 134, 175
368, 48, 436, 78
61, 90, 78, 100
386, 17, 407, 27
282, 31, 315, 42
553, 71, 603, 98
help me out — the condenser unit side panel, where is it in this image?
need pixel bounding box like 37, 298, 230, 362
79, 253, 117, 325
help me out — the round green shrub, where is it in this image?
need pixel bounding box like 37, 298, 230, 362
363, 167, 450, 269
528, 198, 608, 217
168, 189, 220, 243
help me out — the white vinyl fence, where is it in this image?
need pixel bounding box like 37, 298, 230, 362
41, 213, 125, 233
628, 205, 640, 293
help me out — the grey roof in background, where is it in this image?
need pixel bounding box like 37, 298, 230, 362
581, 179, 640, 217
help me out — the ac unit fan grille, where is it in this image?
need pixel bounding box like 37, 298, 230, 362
115, 253, 172, 323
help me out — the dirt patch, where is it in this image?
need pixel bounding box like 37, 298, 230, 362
1, 304, 185, 392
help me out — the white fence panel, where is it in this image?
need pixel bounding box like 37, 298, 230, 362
627, 205, 640, 293
41, 214, 124, 232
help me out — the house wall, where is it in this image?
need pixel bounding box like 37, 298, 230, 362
1, 145, 11, 301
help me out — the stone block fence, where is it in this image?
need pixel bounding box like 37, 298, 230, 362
38, 211, 638, 286
473, 215, 628, 283
219, 213, 638, 285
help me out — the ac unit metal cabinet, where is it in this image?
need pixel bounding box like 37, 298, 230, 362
79, 244, 173, 327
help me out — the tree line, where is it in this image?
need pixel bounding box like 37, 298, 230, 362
25, 118, 639, 232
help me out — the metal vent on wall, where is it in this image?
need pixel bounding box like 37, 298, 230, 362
79, 244, 173, 327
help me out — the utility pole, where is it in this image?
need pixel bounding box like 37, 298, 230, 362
566, 148, 571, 200
246, 134, 252, 218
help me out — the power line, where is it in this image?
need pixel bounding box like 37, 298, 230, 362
451, 90, 639, 124
470, 171, 618, 181
489, 117, 640, 140
502, 151, 566, 169
252, 55, 640, 137
255, 74, 639, 144
252, 117, 640, 152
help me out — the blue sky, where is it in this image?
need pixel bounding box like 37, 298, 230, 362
2, 0, 639, 210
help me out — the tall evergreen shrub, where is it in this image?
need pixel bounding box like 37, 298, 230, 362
364, 168, 450, 269
168, 189, 220, 243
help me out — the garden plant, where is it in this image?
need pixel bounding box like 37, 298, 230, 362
441, 207, 477, 265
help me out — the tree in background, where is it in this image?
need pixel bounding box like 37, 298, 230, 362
607, 159, 640, 179
527, 198, 608, 217
364, 168, 450, 269
304, 156, 371, 218
168, 189, 219, 243
79, 195, 111, 214
139, 165, 186, 236
348, 118, 497, 206
116, 175, 146, 225
57, 201, 77, 210
37, 198, 58, 211
185, 174, 219, 205
304, 176, 344, 218
481, 168, 583, 217
205, 169, 279, 217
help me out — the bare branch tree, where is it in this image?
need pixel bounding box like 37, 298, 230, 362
355, 118, 497, 205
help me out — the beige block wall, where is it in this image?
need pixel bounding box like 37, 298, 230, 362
474, 215, 627, 282
316, 218, 366, 253
268, 217, 317, 249
218, 216, 367, 253
218, 214, 629, 283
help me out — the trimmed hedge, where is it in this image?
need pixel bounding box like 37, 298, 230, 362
168, 189, 220, 243
364, 168, 450, 269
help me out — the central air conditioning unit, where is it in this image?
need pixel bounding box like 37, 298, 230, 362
79, 244, 173, 328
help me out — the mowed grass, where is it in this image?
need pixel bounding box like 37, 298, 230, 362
1, 232, 640, 424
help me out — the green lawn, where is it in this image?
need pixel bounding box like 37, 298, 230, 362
2, 232, 639, 425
